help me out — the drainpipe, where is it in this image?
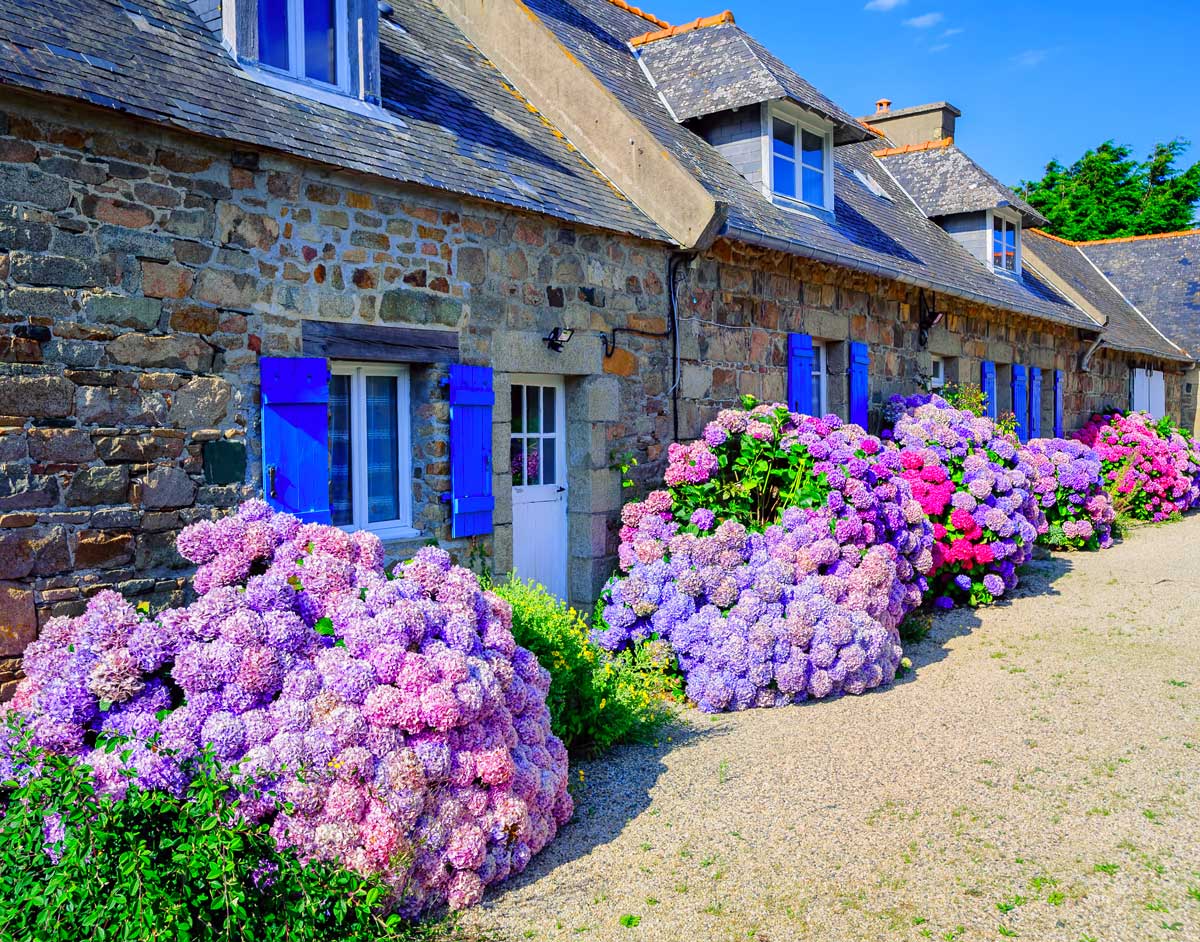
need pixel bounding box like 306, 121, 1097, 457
1079, 335, 1104, 372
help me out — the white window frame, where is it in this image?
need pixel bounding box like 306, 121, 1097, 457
986, 208, 1022, 276
930, 355, 945, 390
761, 102, 835, 213
329, 361, 417, 541
812, 340, 828, 415
254, 0, 351, 95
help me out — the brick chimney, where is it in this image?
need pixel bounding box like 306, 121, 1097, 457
861, 100, 960, 148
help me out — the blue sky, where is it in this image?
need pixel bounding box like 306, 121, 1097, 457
641, 0, 1199, 188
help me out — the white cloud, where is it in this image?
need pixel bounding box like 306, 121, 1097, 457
929, 43, 951, 53
940, 27, 964, 37
1013, 48, 1049, 68
904, 12, 944, 28
864, 0, 908, 10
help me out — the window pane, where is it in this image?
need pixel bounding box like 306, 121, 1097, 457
542, 386, 556, 434
364, 376, 400, 523
811, 373, 822, 414
303, 0, 337, 84
527, 440, 541, 485
802, 166, 824, 206
993, 218, 1005, 269
526, 385, 541, 434
329, 373, 352, 526
511, 385, 523, 433
801, 130, 824, 169
772, 118, 796, 160
1004, 224, 1017, 271
510, 438, 525, 486
541, 438, 557, 485
773, 155, 796, 198
257, 0, 291, 71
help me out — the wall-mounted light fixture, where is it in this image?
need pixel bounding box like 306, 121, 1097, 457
917, 290, 945, 348
543, 326, 574, 352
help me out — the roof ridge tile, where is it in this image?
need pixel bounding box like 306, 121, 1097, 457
629, 10, 734, 47
872, 137, 954, 158
605, 0, 671, 30
1030, 227, 1200, 247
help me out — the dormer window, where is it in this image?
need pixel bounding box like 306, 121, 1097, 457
993, 213, 1019, 273
258, 0, 348, 90
989, 209, 1022, 275
766, 105, 833, 211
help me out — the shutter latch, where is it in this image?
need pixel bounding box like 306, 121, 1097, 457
268, 464, 278, 498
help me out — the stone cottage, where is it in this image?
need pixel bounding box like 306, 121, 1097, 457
0, 0, 1192, 695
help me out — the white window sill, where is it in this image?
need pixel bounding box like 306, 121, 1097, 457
769, 192, 834, 219
239, 63, 409, 128
340, 523, 422, 542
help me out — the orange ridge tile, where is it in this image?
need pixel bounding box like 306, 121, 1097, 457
857, 119, 886, 138
1029, 227, 1200, 246
629, 10, 734, 46
872, 137, 954, 158
606, 0, 671, 29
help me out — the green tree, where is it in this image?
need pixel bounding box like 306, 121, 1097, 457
1016, 139, 1200, 241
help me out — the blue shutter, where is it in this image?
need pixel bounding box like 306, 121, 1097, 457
1028, 367, 1042, 439
786, 333, 814, 414
1011, 364, 1028, 441
1054, 369, 1064, 437
448, 364, 495, 538
849, 341, 869, 428
261, 356, 331, 523
981, 361, 997, 420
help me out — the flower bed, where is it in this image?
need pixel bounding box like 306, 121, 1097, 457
599, 511, 903, 712
889, 396, 1044, 609
1019, 437, 1115, 549
1073, 411, 1200, 521
7, 501, 572, 914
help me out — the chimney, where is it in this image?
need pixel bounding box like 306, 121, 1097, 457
860, 100, 961, 148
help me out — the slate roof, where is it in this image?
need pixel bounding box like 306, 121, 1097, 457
0, 0, 666, 242
522, 0, 1097, 332
635, 22, 873, 144
876, 143, 1047, 227
1080, 232, 1200, 358
1023, 230, 1190, 361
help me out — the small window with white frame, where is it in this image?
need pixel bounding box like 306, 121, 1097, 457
767, 105, 833, 211
930, 355, 945, 390
811, 340, 828, 414
991, 212, 1020, 274
256, 0, 348, 92
328, 362, 415, 538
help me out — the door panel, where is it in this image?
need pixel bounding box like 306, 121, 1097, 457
511, 376, 568, 599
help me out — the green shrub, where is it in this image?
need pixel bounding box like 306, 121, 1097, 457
0, 722, 445, 942
493, 577, 674, 754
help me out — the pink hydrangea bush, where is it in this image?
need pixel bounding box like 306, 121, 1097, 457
1072, 412, 1200, 521
6, 501, 572, 914
1019, 437, 1116, 549
889, 396, 1045, 609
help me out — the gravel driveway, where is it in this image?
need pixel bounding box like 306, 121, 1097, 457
462, 515, 1200, 942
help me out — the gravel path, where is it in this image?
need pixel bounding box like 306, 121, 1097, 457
461, 516, 1200, 942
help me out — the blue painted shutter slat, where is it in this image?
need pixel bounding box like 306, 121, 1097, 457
1054, 369, 1064, 437
849, 341, 869, 428
448, 364, 495, 538
261, 356, 331, 524
981, 361, 997, 420
1028, 367, 1042, 439
786, 333, 814, 414
1012, 364, 1028, 441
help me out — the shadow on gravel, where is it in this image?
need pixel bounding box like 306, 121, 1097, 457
477, 719, 722, 904
897, 552, 1077, 680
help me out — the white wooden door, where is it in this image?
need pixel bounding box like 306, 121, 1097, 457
510, 376, 568, 599
1148, 370, 1166, 420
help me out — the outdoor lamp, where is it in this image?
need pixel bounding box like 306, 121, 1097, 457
543, 326, 574, 352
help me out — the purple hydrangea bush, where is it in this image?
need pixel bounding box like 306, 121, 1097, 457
1019, 437, 1116, 550
599, 511, 903, 711
6, 501, 572, 914
637, 402, 934, 622
889, 395, 1046, 609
